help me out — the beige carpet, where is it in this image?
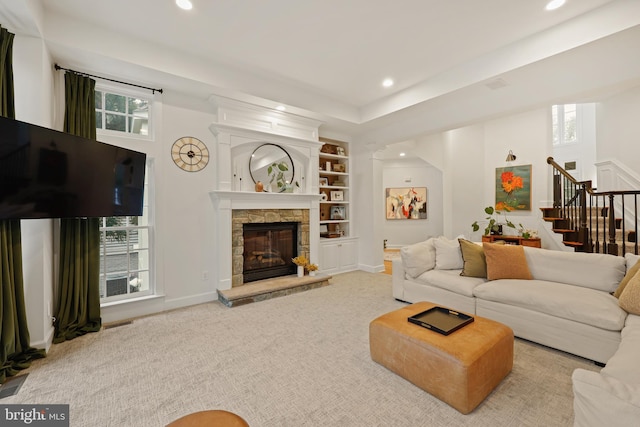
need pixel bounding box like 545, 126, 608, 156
7, 271, 598, 426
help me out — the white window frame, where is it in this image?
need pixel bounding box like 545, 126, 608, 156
95, 82, 156, 305
552, 103, 580, 146
95, 83, 153, 140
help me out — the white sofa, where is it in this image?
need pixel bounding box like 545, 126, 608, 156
392, 236, 640, 425
392, 237, 629, 364
572, 314, 640, 426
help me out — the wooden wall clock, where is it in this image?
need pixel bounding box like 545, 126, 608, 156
171, 136, 209, 172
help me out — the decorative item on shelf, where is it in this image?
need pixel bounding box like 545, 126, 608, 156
319, 224, 329, 237
471, 206, 516, 236
325, 161, 332, 171
330, 205, 346, 220
332, 163, 346, 173
255, 181, 264, 192
518, 225, 539, 239
321, 144, 337, 154
319, 177, 329, 187
330, 190, 344, 201
336, 147, 346, 156
320, 192, 328, 202
332, 180, 345, 187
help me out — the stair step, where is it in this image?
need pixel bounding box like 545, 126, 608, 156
553, 228, 576, 233
543, 217, 563, 222
563, 241, 583, 247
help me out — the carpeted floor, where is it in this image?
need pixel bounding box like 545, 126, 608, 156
6, 271, 599, 426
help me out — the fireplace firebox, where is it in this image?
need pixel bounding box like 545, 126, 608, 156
243, 222, 298, 283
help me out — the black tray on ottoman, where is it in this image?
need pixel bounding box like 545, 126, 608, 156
408, 306, 474, 335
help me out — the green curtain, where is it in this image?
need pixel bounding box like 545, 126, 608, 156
53, 72, 101, 343
0, 25, 45, 384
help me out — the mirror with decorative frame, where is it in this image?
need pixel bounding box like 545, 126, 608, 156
249, 143, 295, 192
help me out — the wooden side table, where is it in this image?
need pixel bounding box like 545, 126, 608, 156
481, 235, 541, 248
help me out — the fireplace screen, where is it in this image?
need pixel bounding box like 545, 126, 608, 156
243, 222, 298, 283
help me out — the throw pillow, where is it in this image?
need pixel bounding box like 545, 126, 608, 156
459, 239, 486, 278
434, 235, 464, 270
619, 268, 640, 315
483, 242, 533, 280
614, 259, 640, 298
400, 238, 436, 278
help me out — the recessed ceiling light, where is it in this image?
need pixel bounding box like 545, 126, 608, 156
399, 152, 406, 157
276, 105, 286, 111
545, 0, 565, 11
176, 0, 193, 10
382, 78, 394, 88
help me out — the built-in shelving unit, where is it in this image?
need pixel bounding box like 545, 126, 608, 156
318, 138, 350, 239
318, 137, 358, 274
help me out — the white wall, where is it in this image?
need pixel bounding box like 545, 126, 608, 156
99, 95, 219, 323
597, 85, 640, 177
382, 158, 443, 247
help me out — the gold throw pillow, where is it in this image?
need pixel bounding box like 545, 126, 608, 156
619, 268, 640, 315
483, 242, 533, 280
459, 239, 486, 278
614, 259, 640, 298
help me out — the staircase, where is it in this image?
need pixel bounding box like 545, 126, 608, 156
543, 157, 640, 256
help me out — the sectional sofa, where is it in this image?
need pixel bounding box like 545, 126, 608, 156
391, 236, 640, 425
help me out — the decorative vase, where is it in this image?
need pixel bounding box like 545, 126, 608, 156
309, 271, 316, 277
255, 181, 264, 192
297, 266, 304, 277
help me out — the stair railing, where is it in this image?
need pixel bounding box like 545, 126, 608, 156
547, 157, 640, 256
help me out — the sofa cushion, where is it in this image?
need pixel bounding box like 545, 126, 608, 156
415, 269, 486, 297
619, 270, 640, 315
614, 258, 640, 298
434, 236, 464, 270
601, 314, 640, 384
473, 279, 627, 331
483, 243, 532, 280
400, 238, 436, 278
523, 247, 625, 293
459, 239, 486, 278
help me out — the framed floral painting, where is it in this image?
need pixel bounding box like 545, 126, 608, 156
385, 187, 427, 219
495, 165, 532, 211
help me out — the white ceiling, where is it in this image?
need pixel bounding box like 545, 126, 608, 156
2, 0, 640, 146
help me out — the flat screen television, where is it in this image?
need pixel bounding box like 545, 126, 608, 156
0, 116, 146, 219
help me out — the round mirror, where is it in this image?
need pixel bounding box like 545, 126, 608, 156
249, 143, 295, 192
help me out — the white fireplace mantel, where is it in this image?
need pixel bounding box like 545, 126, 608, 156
208, 97, 325, 291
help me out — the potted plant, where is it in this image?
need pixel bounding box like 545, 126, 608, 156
471, 206, 516, 236
292, 255, 309, 277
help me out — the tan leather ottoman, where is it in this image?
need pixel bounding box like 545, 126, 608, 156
370, 301, 513, 414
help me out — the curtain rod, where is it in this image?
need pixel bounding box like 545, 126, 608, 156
54, 64, 163, 94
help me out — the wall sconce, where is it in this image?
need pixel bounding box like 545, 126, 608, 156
505, 150, 516, 162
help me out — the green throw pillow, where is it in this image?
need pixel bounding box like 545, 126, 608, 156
459, 239, 487, 278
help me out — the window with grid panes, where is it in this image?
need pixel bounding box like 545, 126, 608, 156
95, 88, 151, 137
96, 85, 154, 303
552, 104, 577, 145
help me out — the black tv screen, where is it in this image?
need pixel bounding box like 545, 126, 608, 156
0, 116, 146, 219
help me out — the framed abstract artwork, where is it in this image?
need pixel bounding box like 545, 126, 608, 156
385, 187, 427, 220
495, 165, 532, 211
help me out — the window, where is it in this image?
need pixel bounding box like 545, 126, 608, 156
552, 104, 577, 145
95, 88, 151, 137
99, 207, 152, 303
96, 84, 154, 303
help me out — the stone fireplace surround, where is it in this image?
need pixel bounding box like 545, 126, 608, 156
232, 209, 309, 287
208, 96, 324, 292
